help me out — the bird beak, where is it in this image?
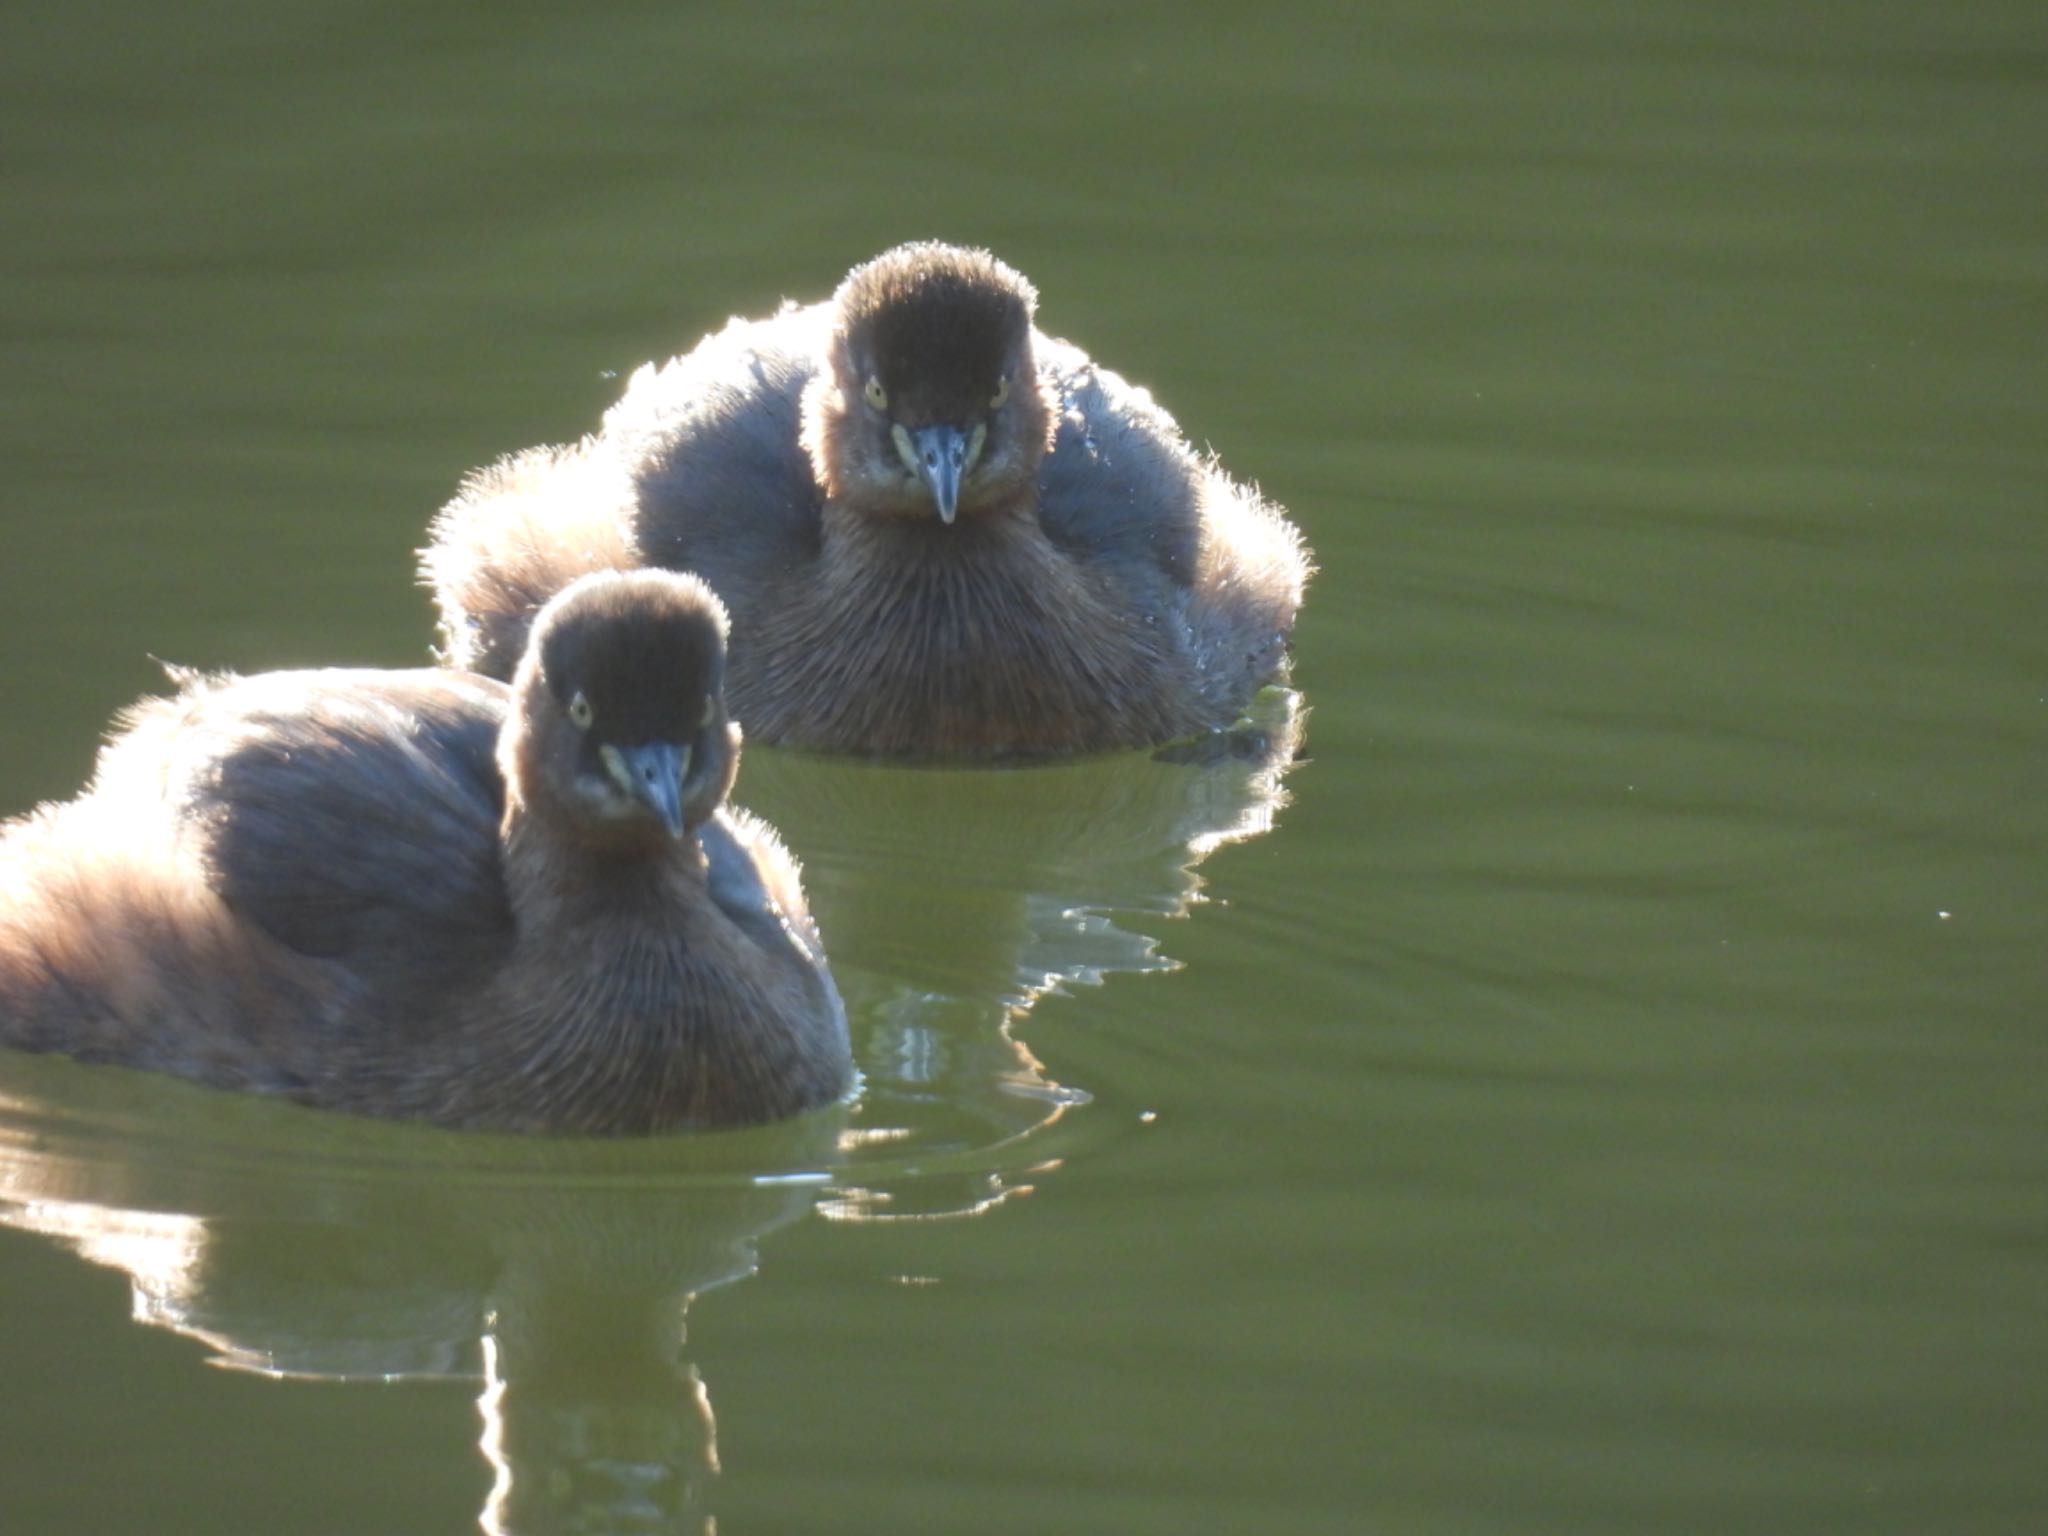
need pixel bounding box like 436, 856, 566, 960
603, 742, 690, 839
902, 423, 972, 525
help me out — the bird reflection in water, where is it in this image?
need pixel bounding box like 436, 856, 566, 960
747, 685, 1305, 1224
0, 1084, 842, 1535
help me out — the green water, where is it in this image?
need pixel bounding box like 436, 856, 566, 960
3, 3, 2044, 1532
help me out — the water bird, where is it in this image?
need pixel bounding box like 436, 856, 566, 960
0, 570, 852, 1133
425, 240, 1312, 759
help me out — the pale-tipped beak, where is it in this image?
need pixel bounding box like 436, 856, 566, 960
604, 741, 690, 839
907, 423, 970, 524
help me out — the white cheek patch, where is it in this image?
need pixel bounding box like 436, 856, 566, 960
572, 769, 637, 821
599, 744, 633, 796
890, 422, 920, 478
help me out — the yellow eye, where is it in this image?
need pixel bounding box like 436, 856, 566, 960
990, 374, 1010, 409
568, 691, 594, 730
863, 376, 888, 410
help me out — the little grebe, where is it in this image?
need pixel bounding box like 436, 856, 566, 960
0, 571, 851, 1133
424, 240, 1311, 760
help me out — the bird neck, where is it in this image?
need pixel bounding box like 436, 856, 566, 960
819, 485, 1043, 556
499, 799, 710, 936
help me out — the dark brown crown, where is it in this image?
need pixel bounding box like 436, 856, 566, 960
530, 570, 729, 743
832, 242, 1036, 420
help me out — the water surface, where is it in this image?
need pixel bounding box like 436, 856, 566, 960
2, 3, 2044, 1532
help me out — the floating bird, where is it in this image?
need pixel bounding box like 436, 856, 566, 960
0, 571, 851, 1133
425, 240, 1311, 760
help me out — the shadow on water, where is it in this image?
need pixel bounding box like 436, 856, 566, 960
0, 686, 1303, 1533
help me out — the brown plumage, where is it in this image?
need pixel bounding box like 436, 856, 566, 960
424, 240, 1312, 760
0, 571, 851, 1133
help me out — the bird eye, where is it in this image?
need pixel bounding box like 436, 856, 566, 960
700, 696, 716, 728
863, 376, 888, 411
568, 691, 594, 730
990, 374, 1010, 409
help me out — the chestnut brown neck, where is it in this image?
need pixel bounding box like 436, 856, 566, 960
725, 497, 1191, 758
499, 792, 708, 933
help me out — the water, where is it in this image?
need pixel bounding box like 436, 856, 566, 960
2, 2, 2044, 1531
